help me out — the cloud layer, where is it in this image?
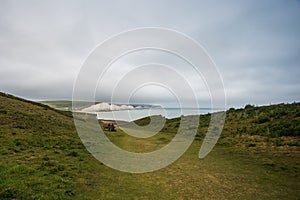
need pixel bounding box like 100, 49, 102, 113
0, 0, 299, 108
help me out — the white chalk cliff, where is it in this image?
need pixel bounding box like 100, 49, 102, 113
81, 102, 135, 112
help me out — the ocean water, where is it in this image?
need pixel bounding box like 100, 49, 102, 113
96, 108, 222, 122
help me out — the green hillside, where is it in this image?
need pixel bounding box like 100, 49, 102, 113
39, 100, 74, 111
40, 101, 95, 111
0, 92, 299, 199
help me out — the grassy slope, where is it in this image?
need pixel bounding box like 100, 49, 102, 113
40, 101, 95, 111
40, 101, 73, 110
0, 93, 299, 199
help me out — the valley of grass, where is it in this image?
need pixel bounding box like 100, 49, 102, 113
0, 92, 299, 199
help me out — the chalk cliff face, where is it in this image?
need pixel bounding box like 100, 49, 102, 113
81, 102, 135, 112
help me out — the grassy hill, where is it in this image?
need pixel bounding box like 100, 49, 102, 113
0, 92, 299, 199
40, 101, 96, 111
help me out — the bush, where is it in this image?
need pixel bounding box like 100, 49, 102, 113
245, 104, 255, 109
268, 120, 300, 137
255, 116, 270, 124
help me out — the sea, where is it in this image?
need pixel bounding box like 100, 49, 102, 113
96, 108, 223, 122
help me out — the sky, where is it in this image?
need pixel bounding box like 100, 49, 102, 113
0, 0, 299, 108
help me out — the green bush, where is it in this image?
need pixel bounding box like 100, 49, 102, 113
245, 104, 255, 109
255, 116, 270, 124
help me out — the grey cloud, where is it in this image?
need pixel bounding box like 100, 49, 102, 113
0, 0, 299, 108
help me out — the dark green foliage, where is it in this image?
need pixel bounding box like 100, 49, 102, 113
0, 188, 17, 199
222, 102, 300, 138
244, 104, 255, 109
255, 115, 270, 124
268, 120, 300, 137
0, 110, 7, 114
67, 151, 79, 157
65, 190, 75, 196
228, 107, 235, 111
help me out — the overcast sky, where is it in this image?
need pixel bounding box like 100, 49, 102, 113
0, 0, 299, 108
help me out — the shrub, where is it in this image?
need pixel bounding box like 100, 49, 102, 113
255, 116, 270, 124
245, 104, 255, 109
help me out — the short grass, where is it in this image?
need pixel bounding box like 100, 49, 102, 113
0, 92, 299, 199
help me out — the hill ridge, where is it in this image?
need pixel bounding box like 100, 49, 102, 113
0, 92, 72, 118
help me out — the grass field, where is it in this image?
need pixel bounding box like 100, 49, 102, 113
0, 92, 299, 199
